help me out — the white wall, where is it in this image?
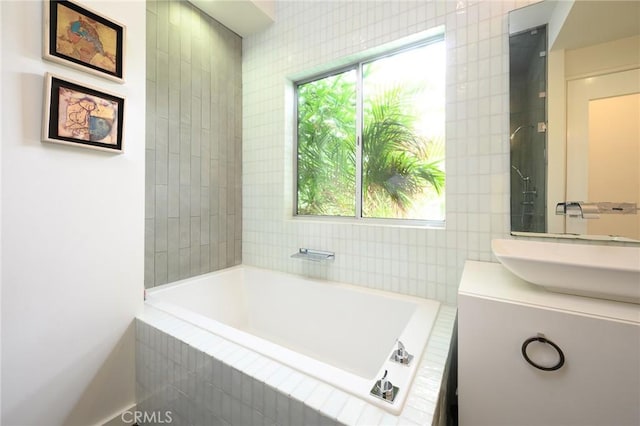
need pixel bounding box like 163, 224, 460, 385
242, 0, 526, 304
587, 93, 639, 238
1, 1, 145, 425
564, 35, 640, 79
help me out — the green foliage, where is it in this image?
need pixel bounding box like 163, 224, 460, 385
297, 72, 444, 219
362, 85, 444, 217
297, 72, 356, 215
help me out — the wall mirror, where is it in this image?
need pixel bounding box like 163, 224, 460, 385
508, 0, 640, 242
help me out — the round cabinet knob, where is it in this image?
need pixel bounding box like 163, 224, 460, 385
521, 334, 565, 371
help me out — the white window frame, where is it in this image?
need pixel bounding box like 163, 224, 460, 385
293, 34, 446, 227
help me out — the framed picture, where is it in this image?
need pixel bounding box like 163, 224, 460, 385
43, 0, 125, 83
43, 73, 125, 152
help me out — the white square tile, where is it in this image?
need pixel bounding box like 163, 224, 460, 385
336, 397, 366, 426
252, 378, 265, 413
379, 412, 400, 425
276, 392, 290, 426
243, 354, 271, 377
290, 376, 320, 403
263, 385, 277, 421
231, 367, 243, 400
355, 404, 385, 425
252, 408, 265, 426
276, 370, 305, 396
221, 392, 232, 424
253, 360, 281, 383
320, 388, 349, 420
303, 405, 320, 426
221, 362, 232, 395
304, 382, 333, 411
231, 396, 243, 426
401, 405, 433, 425
241, 374, 254, 406
212, 386, 223, 415
266, 364, 294, 389
289, 398, 304, 426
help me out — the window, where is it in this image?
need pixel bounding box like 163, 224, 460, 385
296, 37, 445, 222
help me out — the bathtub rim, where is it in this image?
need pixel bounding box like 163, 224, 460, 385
148, 263, 437, 306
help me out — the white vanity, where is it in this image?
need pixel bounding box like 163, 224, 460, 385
458, 259, 640, 426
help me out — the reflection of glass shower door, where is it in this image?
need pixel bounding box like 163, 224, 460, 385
509, 26, 547, 233
566, 68, 640, 239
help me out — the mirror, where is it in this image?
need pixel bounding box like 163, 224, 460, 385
509, 24, 548, 234
508, 0, 640, 242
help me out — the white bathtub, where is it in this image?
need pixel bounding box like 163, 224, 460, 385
145, 265, 441, 414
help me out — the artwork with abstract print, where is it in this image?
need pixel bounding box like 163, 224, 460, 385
57, 87, 118, 144
55, 2, 118, 74
44, 0, 125, 82
43, 73, 125, 152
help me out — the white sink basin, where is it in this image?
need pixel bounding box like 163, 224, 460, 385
492, 239, 640, 304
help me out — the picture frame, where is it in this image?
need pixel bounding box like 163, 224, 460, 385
43, 73, 125, 153
43, 0, 125, 83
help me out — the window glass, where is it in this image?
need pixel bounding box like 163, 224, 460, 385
297, 70, 357, 216
296, 37, 445, 222
362, 42, 445, 220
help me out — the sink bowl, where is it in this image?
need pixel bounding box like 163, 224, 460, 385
492, 239, 640, 304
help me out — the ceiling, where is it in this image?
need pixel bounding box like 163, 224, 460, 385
188, 0, 275, 37
553, 0, 640, 50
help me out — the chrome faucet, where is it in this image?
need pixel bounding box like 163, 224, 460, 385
378, 370, 391, 398
555, 202, 593, 218
370, 369, 397, 403
390, 339, 414, 365
556, 201, 638, 219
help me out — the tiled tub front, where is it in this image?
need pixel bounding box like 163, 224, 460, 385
135, 305, 456, 425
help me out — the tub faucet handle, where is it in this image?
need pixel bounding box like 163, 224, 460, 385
371, 369, 397, 402
391, 339, 413, 365
379, 370, 389, 395
397, 340, 407, 358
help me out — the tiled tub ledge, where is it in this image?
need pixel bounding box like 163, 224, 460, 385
135, 305, 457, 426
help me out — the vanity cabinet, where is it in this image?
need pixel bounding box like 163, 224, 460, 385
458, 261, 640, 426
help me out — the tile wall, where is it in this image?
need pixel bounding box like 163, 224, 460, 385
145, 0, 242, 288
242, 0, 536, 304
